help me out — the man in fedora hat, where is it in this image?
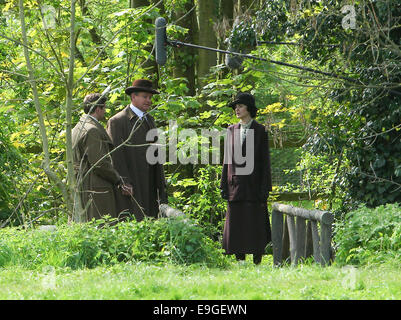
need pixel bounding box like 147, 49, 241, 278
106, 79, 167, 221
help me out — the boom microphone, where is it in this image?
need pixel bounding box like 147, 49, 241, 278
225, 47, 244, 69
155, 17, 167, 66
154, 16, 374, 89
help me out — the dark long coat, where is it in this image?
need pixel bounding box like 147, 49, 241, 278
220, 120, 272, 255
72, 115, 122, 221
106, 106, 167, 221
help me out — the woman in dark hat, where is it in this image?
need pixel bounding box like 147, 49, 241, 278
220, 92, 272, 264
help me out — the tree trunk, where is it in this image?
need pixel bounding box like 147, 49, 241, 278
66, 0, 85, 222
172, 0, 196, 95
221, 0, 234, 21
196, 0, 218, 87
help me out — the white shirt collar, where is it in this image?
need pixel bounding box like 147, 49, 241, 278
240, 119, 253, 129
130, 104, 145, 119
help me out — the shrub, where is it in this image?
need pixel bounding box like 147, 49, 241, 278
167, 165, 227, 240
334, 203, 401, 265
0, 216, 228, 270
0, 241, 13, 267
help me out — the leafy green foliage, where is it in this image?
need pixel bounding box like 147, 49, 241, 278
334, 203, 401, 265
226, 17, 257, 51
0, 116, 25, 223
280, 1, 401, 208
168, 165, 227, 238
254, 0, 290, 42
0, 216, 228, 269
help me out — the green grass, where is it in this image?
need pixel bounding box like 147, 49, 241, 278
2, 203, 401, 300
1, 257, 401, 300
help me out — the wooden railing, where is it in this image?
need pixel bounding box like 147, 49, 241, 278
271, 203, 333, 266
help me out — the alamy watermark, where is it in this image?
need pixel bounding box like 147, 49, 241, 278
341, 265, 358, 290
41, 266, 57, 290
40, 5, 57, 29
341, 4, 356, 30
145, 120, 255, 175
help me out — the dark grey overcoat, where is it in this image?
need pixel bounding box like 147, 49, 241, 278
72, 114, 122, 221
220, 120, 272, 255
106, 106, 167, 221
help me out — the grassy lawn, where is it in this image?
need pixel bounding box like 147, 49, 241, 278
1, 256, 401, 300
2, 204, 401, 302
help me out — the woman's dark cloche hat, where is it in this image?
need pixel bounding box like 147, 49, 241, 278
125, 79, 160, 96
228, 92, 257, 110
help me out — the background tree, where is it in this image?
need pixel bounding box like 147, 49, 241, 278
171, 0, 196, 95
280, 0, 401, 208
196, 0, 218, 86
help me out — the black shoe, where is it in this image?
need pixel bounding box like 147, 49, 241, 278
253, 254, 262, 265
235, 254, 245, 261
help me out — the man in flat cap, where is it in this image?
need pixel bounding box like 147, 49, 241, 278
72, 93, 132, 222
106, 80, 167, 221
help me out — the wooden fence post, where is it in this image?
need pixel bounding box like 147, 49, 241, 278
310, 220, 321, 264
295, 216, 306, 264
272, 208, 283, 266
286, 215, 296, 264
305, 221, 313, 259
320, 222, 332, 265
271, 203, 333, 266
282, 216, 290, 263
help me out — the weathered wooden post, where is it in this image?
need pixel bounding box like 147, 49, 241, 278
286, 215, 296, 263
305, 221, 313, 258
271, 203, 333, 266
282, 216, 290, 262
320, 221, 332, 265
271, 208, 283, 266
310, 220, 321, 264
295, 216, 306, 264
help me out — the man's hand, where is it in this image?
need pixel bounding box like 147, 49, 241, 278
120, 183, 133, 196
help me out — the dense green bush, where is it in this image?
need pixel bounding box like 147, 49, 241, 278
0, 216, 228, 270
334, 203, 401, 266
168, 165, 227, 240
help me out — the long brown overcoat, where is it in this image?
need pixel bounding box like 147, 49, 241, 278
106, 106, 167, 221
72, 114, 122, 221
220, 120, 272, 255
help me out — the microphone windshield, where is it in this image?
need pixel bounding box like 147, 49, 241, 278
225, 52, 243, 69
155, 17, 167, 65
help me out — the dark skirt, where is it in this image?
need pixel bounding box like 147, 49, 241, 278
222, 201, 271, 255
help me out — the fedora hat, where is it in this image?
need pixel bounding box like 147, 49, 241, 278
125, 79, 160, 96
